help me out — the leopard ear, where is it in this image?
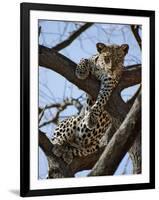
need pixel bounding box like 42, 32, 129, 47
121, 44, 129, 55
96, 43, 106, 53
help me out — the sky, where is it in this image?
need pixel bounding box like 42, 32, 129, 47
38, 20, 141, 179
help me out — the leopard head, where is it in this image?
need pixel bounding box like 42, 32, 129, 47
96, 43, 129, 77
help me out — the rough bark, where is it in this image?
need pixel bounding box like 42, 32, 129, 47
39, 131, 74, 178
129, 25, 142, 174
129, 133, 141, 174
39, 130, 105, 177
88, 92, 141, 176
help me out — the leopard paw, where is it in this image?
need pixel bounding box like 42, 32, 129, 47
62, 151, 73, 165
75, 59, 90, 80
52, 144, 63, 157
85, 112, 98, 129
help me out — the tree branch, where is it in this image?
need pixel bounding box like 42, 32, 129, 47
39, 98, 83, 127
52, 23, 93, 51
39, 98, 82, 112
38, 26, 41, 37
39, 45, 141, 100
127, 84, 141, 105
131, 25, 142, 50
119, 64, 141, 90
39, 130, 53, 157
39, 130, 74, 178
39, 129, 105, 176
88, 92, 141, 176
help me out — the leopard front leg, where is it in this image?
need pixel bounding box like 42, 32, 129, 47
62, 146, 74, 164
72, 140, 100, 157
75, 58, 90, 80
85, 75, 116, 129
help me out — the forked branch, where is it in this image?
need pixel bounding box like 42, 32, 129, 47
88, 92, 141, 176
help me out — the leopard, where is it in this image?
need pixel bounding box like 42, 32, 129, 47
51, 42, 129, 164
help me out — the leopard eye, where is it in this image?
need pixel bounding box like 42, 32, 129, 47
94, 56, 99, 63
104, 57, 110, 64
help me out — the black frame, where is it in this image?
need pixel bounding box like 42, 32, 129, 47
20, 2, 155, 197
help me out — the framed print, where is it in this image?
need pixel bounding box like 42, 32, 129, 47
20, 2, 155, 197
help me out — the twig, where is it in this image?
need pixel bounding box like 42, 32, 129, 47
52, 23, 93, 51
39, 98, 83, 128
39, 105, 46, 123
131, 25, 142, 50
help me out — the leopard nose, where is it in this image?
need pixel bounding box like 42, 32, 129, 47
107, 66, 112, 70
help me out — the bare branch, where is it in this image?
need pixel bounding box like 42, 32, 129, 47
119, 64, 141, 90
129, 133, 141, 174
39, 98, 83, 128
38, 26, 41, 37
39, 118, 57, 128
39, 130, 105, 175
127, 84, 141, 105
39, 130, 74, 178
52, 23, 93, 51
88, 92, 141, 176
39, 45, 141, 100
131, 25, 142, 50
121, 156, 131, 175
39, 98, 82, 112
39, 130, 53, 157
39, 105, 46, 123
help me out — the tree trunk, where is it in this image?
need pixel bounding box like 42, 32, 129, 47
129, 133, 141, 174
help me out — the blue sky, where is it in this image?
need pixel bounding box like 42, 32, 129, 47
38, 20, 141, 179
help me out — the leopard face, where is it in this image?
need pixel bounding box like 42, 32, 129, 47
95, 43, 129, 77
75, 43, 129, 81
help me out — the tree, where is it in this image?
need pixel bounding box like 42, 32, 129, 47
38, 22, 141, 178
